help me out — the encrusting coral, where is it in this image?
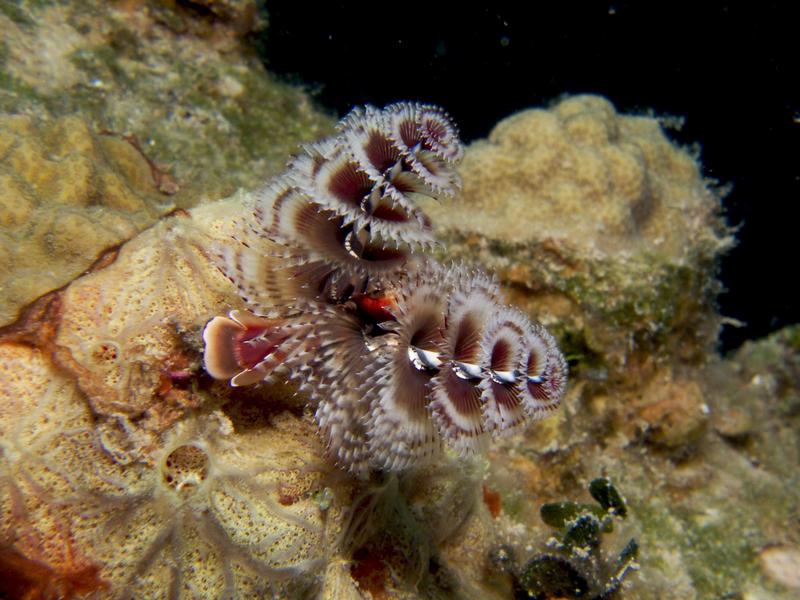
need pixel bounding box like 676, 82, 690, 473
0, 193, 345, 597
0, 341, 347, 598
48, 202, 240, 446
202, 102, 568, 475
78, 409, 335, 598
0, 344, 109, 599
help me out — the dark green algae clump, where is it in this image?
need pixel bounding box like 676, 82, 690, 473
491, 478, 639, 600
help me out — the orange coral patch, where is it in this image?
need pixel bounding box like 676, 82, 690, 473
483, 484, 502, 518
0, 544, 108, 600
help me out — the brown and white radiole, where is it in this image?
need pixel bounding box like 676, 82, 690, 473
203, 102, 567, 475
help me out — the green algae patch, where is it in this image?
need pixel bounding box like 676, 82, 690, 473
0, 0, 36, 27
635, 492, 783, 599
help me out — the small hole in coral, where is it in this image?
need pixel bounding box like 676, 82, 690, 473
162, 444, 209, 496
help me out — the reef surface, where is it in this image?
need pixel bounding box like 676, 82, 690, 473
1, 2, 798, 599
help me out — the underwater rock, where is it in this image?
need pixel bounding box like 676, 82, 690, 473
634, 372, 709, 452
421, 95, 732, 382
711, 406, 753, 441
484, 323, 800, 600
759, 545, 800, 590
176, 0, 260, 30
0, 114, 175, 326
0, 0, 334, 204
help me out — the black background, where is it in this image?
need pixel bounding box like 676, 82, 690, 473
258, 1, 799, 353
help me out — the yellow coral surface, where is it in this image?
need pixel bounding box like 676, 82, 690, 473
0, 342, 342, 598
51, 198, 241, 441
0, 114, 174, 327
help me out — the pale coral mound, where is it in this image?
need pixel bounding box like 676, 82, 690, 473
446, 95, 715, 253
423, 95, 732, 378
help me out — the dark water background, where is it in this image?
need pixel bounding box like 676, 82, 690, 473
257, 1, 799, 354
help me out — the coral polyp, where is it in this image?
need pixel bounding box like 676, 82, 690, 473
204, 102, 568, 475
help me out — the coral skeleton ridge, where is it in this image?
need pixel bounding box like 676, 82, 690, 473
203, 102, 568, 475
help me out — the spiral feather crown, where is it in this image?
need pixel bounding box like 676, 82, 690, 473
203, 102, 567, 475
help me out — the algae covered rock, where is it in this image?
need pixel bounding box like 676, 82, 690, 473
0, 0, 334, 204
483, 324, 800, 600
422, 95, 732, 381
